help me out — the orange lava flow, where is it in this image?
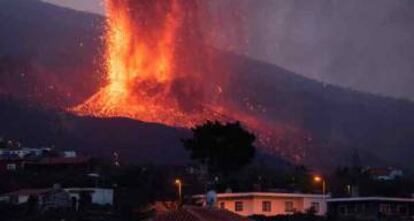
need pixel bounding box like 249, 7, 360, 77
73, 0, 225, 127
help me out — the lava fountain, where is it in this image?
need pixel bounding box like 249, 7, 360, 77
74, 0, 228, 127
73, 0, 308, 162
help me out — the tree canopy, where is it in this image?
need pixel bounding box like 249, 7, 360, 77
182, 121, 256, 176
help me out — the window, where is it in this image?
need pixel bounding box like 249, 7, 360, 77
339, 205, 347, 215
311, 202, 320, 213
355, 204, 365, 214
262, 201, 272, 212
235, 201, 243, 212
285, 201, 294, 213
6, 163, 16, 171
390, 204, 397, 214
347, 204, 355, 214
219, 202, 225, 209
398, 205, 408, 215
380, 204, 391, 215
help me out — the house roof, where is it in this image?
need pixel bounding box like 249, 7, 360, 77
367, 168, 394, 176
153, 206, 251, 221
1, 188, 52, 197
327, 197, 414, 203
0, 158, 26, 162
27, 156, 89, 165
194, 192, 327, 200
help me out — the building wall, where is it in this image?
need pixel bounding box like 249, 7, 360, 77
328, 201, 413, 220
217, 195, 327, 217
218, 197, 255, 217
40, 190, 72, 210
91, 189, 113, 205
0, 195, 32, 204
303, 197, 327, 216
18, 195, 29, 204
65, 188, 114, 206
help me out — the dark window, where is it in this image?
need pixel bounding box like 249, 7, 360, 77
390, 204, 397, 214
311, 202, 320, 213
262, 201, 271, 212
380, 204, 391, 215
6, 163, 16, 171
355, 204, 365, 214
339, 205, 347, 215
219, 202, 225, 209
348, 204, 355, 214
398, 205, 408, 215
285, 201, 294, 212
235, 201, 243, 212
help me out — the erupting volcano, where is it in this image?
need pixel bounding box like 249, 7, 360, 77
74, 0, 228, 127
74, 0, 308, 162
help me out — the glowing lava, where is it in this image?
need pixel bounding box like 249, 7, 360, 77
74, 0, 226, 127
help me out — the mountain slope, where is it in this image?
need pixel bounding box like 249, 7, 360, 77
219, 52, 414, 169
0, 0, 104, 106
0, 97, 189, 164
0, 97, 289, 167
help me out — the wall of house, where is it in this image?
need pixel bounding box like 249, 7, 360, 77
253, 196, 303, 216
217, 196, 327, 217
218, 197, 255, 216
303, 197, 327, 215
329, 201, 413, 219
91, 189, 113, 205
18, 195, 29, 204
66, 188, 114, 206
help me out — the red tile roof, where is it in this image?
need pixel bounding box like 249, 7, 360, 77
153, 206, 251, 221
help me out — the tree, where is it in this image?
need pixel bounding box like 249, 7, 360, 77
182, 121, 256, 177
0, 137, 6, 149
25, 195, 39, 215
78, 191, 92, 212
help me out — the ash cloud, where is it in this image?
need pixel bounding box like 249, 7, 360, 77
205, 0, 414, 100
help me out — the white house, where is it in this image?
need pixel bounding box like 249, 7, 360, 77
327, 197, 414, 220
65, 188, 114, 208
195, 192, 328, 217
0, 189, 51, 204
0, 185, 72, 211
0, 187, 113, 210
62, 150, 77, 158
0, 147, 49, 159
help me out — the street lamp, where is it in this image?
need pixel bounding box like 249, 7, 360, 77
175, 179, 182, 204
313, 175, 326, 196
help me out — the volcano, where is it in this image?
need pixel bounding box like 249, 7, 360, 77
0, 0, 414, 171
72, 0, 310, 162
74, 0, 228, 128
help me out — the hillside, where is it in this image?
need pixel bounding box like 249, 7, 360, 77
0, 97, 189, 164
220, 52, 414, 169
0, 0, 104, 106
0, 0, 413, 171
0, 97, 290, 167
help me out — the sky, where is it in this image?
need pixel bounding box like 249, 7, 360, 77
41, 0, 414, 100
42, 0, 105, 14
